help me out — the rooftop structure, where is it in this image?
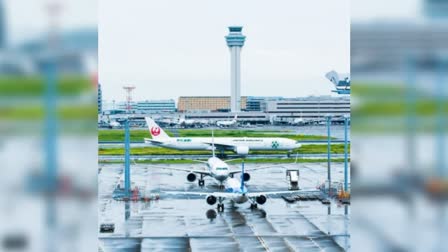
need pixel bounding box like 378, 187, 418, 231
178, 96, 247, 112
136, 99, 176, 113
265, 96, 350, 119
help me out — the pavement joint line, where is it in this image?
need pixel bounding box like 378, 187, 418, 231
219, 210, 240, 250
99, 234, 350, 239
292, 209, 345, 250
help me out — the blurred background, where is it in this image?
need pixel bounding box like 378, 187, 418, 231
0, 0, 97, 251
352, 0, 448, 251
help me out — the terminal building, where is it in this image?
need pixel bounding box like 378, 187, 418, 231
178, 96, 248, 112
177, 96, 350, 124
98, 83, 102, 114
265, 96, 350, 119
101, 95, 350, 126
246, 96, 283, 111
136, 99, 176, 113
114, 100, 175, 113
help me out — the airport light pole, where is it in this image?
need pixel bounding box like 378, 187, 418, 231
44, 2, 62, 252
326, 115, 332, 196
344, 115, 349, 192
436, 59, 446, 178
124, 119, 131, 199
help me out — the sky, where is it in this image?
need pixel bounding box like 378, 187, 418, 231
2, 0, 421, 102
99, 0, 352, 102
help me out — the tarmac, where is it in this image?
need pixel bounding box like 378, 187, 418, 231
98, 162, 350, 251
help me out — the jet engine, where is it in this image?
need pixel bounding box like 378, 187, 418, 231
206, 195, 217, 205
235, 146, 249, 155
242, 173, 251, 182
256, 195, 267, 205
187, 173, 197, 182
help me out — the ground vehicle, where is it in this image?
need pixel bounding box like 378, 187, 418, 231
286, 169, 299, 190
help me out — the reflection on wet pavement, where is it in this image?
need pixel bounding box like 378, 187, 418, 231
99, 163, 350, 251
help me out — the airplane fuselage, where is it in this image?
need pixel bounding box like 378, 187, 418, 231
145, 137, 299, 152
207, 156, 230, 183
222, 177, 249, 204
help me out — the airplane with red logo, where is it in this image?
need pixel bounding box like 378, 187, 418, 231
144, 117, 301, 156
144, 126, 297, 188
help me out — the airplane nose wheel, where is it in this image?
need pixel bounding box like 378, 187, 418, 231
217, 203, 224, 212
250, 203, 258, 210
198, 179, 205, 187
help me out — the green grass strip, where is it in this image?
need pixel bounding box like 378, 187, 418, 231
98, 144, 349, 156
99, 158, 350, 165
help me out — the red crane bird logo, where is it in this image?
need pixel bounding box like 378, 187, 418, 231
150, 127, 161, 136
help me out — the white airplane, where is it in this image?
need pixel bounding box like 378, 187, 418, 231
165, 161, 318, 212
289, 118, 305, 126
178, 116, 197, 128
148, 133, 281, 187
144, 117, 301, 156
109, 120, 121, 129
325, 70, 350, 94
216, 115, 238, 127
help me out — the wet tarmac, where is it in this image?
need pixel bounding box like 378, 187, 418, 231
98, 163, 350, 251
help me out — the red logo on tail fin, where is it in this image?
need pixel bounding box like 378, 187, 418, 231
150, 127, 161, 136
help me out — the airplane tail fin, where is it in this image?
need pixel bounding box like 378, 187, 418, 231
145, 117, 170, 139
234, 114, 238, 122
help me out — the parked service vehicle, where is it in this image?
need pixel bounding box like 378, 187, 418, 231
286, 169, 299, 190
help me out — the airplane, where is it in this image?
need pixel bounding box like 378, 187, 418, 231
289, 118, 305, 126
325, 70, 350, 94
289, 118, 326, 126
178, 117, 196, 128
147, 131, 282, 187
164, 160, 318, 212
216, 115, 238, 127
107, 120, 121, 129
144, 117, 301, 156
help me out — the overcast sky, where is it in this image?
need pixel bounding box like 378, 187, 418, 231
98, 0, 354, 102
4, 0, 421, 102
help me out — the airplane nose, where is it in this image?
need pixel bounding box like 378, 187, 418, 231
216, 175, 227, 181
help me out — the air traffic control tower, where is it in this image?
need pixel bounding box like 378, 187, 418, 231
225, 26, 246, 112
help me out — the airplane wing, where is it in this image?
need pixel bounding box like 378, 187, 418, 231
228, 164, 289, 175
144, 138, 164, 144
246, 189, 320, 198
187, 159, 209, 164
140, 164, 211, 176
164, 191, 235, 198
202, 142, 234, 150
164, 189, 319, 198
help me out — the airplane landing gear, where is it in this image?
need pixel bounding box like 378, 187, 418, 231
217, 203, 224, 212
250, 203, 258, 210
198, 174, 205, 187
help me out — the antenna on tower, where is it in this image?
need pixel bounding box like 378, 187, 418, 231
123, 86, 136, 114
